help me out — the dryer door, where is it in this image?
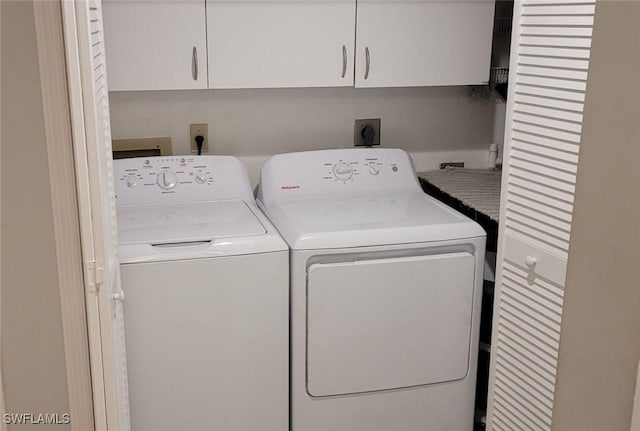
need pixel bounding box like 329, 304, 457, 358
307, 252, 476, 397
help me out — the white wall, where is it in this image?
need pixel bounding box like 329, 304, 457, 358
551, 2, 640, 430
1, 1, 71, 427
109, 86, 496, 184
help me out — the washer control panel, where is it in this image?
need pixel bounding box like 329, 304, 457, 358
117, 157, 215, 191
115, 156, 253, 206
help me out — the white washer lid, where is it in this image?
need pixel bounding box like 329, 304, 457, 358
117, 200, 266, 246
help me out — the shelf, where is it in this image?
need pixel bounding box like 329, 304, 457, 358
494, 17, 512, 35
490, 67, 509, 102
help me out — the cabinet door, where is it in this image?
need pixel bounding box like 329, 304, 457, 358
103, 0, 207, 91
487, 1, 597, 430
355, 0, 494, 88
207, 0, 356, 89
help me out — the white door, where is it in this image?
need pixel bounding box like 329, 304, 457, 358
103, 0, 207, 91
355, 0, 495, 88
307, 253, 476, 397
487, 1, 597, 430
207, 0, 356, 89
62, 1, 130, 430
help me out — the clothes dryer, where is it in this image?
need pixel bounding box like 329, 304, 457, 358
257, 148, 485, 431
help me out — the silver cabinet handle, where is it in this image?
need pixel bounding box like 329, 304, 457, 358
341, 45, 347, 78
364, 46, 370, 80
192, 46, 198, 81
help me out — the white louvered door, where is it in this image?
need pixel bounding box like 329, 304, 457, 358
63, 0, 130, 430
487, 1, 596, 430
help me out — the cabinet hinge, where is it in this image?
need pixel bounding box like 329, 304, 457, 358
86, 260, 105, 293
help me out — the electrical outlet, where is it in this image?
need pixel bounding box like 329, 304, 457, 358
190, 123, 209, 154
354, 118, 381, 147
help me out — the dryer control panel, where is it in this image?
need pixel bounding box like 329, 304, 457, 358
321, 156, 402, 184
259, 148, 420, 206
115, 156, 254, 207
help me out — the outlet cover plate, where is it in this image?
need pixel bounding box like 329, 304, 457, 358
354, 118, 381, 147
190, 123, 209, 154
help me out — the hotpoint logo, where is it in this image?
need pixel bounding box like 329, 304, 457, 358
280, 185, 300, 190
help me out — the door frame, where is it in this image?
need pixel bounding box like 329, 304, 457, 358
30, 0, 114, 430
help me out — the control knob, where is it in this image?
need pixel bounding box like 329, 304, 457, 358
125, 174, 138, 187
194, 172, 207, 184
156, 170, 178, 190
332, 162, 354, 181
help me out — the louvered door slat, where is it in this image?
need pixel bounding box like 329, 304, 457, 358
518, 65, 589, 82
499, 310, 560, 360
500, 295, 563, 345
509, 210, 571, 252
501, 280, 563, 325
497, 368, 555, 416
513, 103, 583, 125
517, 74, 587, 92
507, 194, 573, 225
513, 119, 583, 142
511, 138, 581, 164
498, 279, 563, 360
493, 408, 528, 431
488, 1, 595, 430
494, 381, 551, 426
511, 146, 578, 173
517, 83, 586, 102
519, 36, 593, 49
509, 182, 574, 213
520, 25, 592, 37
520, 15, 594, 26
518, 45, 591, 59
495, 344, 557, 390
510, 201, 571, 236
511, 130, 580, 154
497, 330, 558, 377
517, 55, 590, 70
510, 174, 575, 202
521, 3, 595, 15
493, 379, 552, 424
510, 156, 577, 185
514, 112, 583, 134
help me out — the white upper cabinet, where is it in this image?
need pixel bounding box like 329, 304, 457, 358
354, 0, 495, 88
103, 0, 208, 91
207, 0, 356, 89
103, 0, 496, 91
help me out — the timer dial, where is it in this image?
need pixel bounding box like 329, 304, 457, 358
332, 162, 354, 181
156, 170, 178, 190
194, 172, 207, 184
125, 174, 138, 187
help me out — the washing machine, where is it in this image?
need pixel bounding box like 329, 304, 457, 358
257, 148, 486, 431
114, 155, 288, 431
